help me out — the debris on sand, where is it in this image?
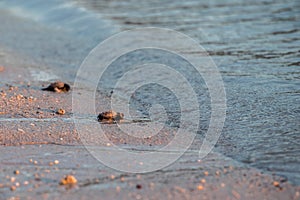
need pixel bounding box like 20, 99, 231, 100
54, 160, 59, 165
10, 185, 16, 191
10, 177, 16, 183
56, 108, 66, 115
273, 181, 280, 187
136, 184, 142, 189
59, 175, 77, 185
197, 184, 204, 190
14, 170, 20, 175
42, 81, 70, 93
97, 110, 124, 122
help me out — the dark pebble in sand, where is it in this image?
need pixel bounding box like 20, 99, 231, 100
136, 184, 142, 189
10, 185, 16, 191
42, 81, 70, 93
97, 110, 124, 122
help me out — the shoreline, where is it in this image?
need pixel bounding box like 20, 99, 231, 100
1, 47, 300, 199
1, 144, 299, 200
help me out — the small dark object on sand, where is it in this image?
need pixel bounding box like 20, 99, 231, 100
42, 81, 70, 93
98, 110, 124, 122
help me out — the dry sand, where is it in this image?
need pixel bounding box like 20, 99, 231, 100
0, 48, 299, 200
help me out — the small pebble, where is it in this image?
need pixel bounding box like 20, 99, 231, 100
273, 181, 280, 187
197, 185, 204, 190
10, 177, 16, 183
149, 182, 155, 189
16, 94, 24, 100
17, 128, 25, 133
232, 190, 241, 199
9, 86, 17, 91
201, 179, 206, 183
36, 110, 43, 114
204, 171, 209, 176
10, 185, 16, 191
0, 66, 4, 72
26, 96, 33, 100
56, 108, 65, 115
14, 170, 20, 175
136, 184, 142, 189
54, 160, 59, 165
34, 173, 40, 181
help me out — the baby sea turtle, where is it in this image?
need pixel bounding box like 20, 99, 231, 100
42, 81, 70, 93
97, 110, 124, 122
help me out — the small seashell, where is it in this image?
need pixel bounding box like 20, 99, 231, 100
56, 108, 66, 115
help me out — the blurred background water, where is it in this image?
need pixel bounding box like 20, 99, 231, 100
0, 0, 299, 184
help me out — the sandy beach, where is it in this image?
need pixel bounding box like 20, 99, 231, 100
1, 0, 300, 199
1, 47, 300, 200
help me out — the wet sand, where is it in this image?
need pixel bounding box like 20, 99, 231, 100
1, 48, 300, 199
1, 145, 299, 200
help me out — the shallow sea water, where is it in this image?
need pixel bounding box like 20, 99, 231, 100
0, 0, 299, 184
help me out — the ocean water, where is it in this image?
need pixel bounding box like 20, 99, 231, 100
0, 0, 299, 184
